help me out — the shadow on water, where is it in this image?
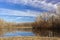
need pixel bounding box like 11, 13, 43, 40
32, 28, 60, 37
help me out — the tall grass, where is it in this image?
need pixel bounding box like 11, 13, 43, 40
32, 12, 60, 30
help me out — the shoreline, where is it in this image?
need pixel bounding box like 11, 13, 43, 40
0, 36, 59, 40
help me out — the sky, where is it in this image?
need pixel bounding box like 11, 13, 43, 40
0, 0, 60, 23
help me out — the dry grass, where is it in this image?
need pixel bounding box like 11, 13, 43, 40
0, 36, 59, 40
32, 13, 60, 30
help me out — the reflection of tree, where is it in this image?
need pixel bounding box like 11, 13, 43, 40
32, 29, 60, 37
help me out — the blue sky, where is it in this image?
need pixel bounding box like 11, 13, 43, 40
0, 0, 60, 23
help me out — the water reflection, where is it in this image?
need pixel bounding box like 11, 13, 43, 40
32, 29, 60, 37
0, 28, 60, 37
3, 31, 35, 37
0, 28, 35, 37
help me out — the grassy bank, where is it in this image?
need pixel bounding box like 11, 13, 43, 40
0, 36, 59, 40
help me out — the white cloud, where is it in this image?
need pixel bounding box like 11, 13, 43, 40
1, 0, 57, 11
0, 8, 39, 23
0, 0, 60, 12
0, 8, 40, 17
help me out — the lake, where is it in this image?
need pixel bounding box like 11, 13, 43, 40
0, 28, 60, 37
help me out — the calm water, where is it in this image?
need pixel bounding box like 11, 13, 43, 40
3, 31, 35, 37
33, 29, 60, 37
0, 28, 35, 37
0, 28, 60, 37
